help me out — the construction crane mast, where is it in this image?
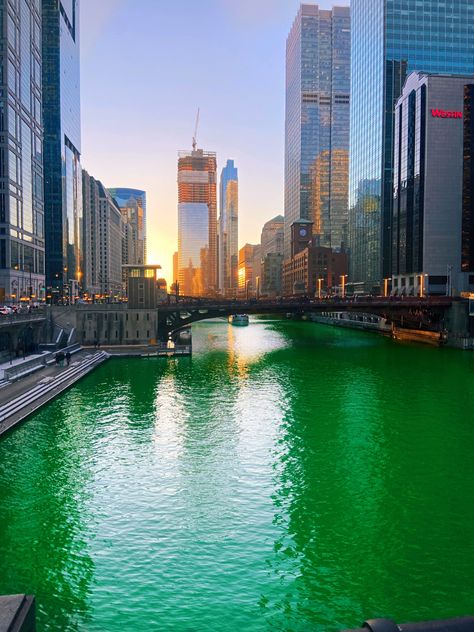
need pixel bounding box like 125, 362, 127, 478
192, 108, 200, 151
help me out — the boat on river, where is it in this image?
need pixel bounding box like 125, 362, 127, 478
229, 314, 249, 326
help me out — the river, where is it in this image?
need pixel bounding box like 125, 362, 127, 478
1, 319, 474, 631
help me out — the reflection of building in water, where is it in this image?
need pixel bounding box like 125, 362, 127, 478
178, 149, 217, 296
284, 4, 350, 259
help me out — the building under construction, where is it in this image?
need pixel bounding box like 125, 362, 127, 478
177, 149, 217, 296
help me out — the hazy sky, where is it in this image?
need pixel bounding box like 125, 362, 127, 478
80, 0, 349, 283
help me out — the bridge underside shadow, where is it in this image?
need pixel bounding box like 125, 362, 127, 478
156, 298, 452, 342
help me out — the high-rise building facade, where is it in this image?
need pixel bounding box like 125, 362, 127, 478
260, 215, 284, 296
177, 149, 217, 296
0, 0, 45, 302
218, 159, 238, 295
108, 188, 146, 267
82, 170, 100, 296
392, 72, 474, 297
82, 172, 123, 298
238, 243, 260, 297
172, 251, 178, 288
97, 182, 123, 298
42, 0, 83, 295
349, 0, 474, 289
284, 4, 350, 259
261, 215, 284, 259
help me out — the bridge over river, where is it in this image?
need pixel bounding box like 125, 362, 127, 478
158, 296, 455, 341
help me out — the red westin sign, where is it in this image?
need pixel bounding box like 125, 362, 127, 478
431, 109, 462, 119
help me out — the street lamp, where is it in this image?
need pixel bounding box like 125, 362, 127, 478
317, 277, 323, 299
419, 273, 428, 298
340, 274, 348, 299
383, 277, 392, 298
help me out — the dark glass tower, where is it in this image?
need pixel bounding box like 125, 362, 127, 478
349, 0, 474, 289
42, 0, 82, 296
284, 4, 350, 259
0, 0, 45, 302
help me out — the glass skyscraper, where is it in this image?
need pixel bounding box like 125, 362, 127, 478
42, 0, 83, 296
108, 188, 147, 266
177, 148, 217, 296
0, 0, 45, 302
349, 0, 474, 288
218, 159, 238, 295
284, 4, 350, 259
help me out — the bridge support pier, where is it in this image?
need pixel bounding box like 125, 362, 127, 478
444, 301, 474, 348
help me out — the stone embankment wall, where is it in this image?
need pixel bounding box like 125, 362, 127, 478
48, 305, 161, 346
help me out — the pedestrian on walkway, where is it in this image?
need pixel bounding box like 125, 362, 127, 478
65, 351, 71, 366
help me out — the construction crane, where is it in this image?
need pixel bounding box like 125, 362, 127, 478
192, 107, 200, 151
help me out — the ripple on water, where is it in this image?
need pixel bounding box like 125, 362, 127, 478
0, 321, 474, 631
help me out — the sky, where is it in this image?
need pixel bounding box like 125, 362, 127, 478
80, 0, 349, 284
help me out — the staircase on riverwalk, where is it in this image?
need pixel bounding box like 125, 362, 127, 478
0, 351, 108, 432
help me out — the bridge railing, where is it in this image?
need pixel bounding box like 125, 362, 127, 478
159, 296, 454, 311
0, 309, 46, 325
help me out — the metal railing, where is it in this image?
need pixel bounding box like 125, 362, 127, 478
0, 309, 46, 325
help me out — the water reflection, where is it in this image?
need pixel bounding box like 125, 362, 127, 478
1, 321, 474, 631
0, 391, 96, 629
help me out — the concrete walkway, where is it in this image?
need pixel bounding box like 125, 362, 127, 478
0, 350, 109, 437
82, 344, 191, 357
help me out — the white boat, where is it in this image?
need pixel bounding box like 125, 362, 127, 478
229, 314, 249, 326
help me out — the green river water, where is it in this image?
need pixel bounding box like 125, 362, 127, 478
1, 319, 474, 631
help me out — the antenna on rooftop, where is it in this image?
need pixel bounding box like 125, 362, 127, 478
192, 107, 200, 151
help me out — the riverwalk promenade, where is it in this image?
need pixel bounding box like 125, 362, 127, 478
0, 343, 192, 437
0, 349, 108, 437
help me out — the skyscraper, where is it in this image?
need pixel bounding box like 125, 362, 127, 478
0, 0, 45, 302
177, 148, 217, 296
83, 172, 123, 298
260, 215, 284, 296
82, 170, 100, 296
42, 0, 83, 296
349, 0, 474, 288
108, 188, 147, 266
284, 4, 350, 259
218, 159, 238, 295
